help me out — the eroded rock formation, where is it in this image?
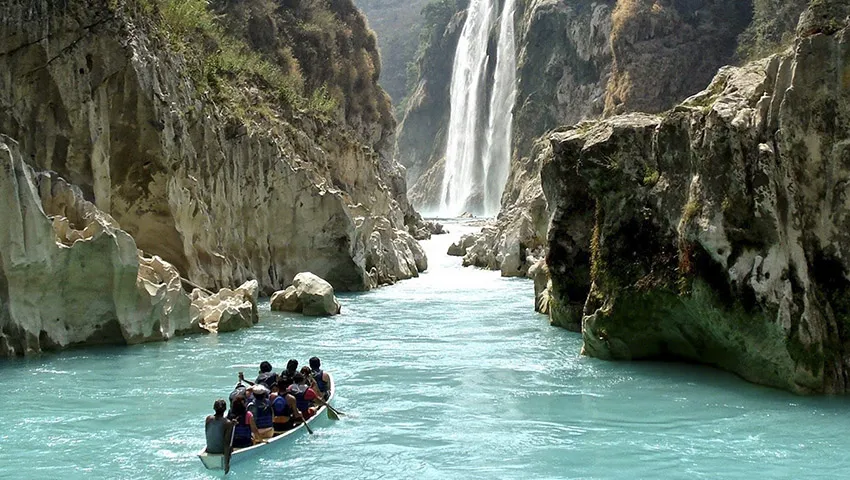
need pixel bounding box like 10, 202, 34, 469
542, 3, 850, 393
0, 0, 426, 297
408, 0, 805, 282
0, 135, 259, 356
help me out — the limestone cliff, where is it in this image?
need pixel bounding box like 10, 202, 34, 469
352, 0, 433, 106
396, 0, 466, 210
453, 0, 804, 287
542, 1, 850, 393
0, 135, 259, 356
0, 0, 425, 296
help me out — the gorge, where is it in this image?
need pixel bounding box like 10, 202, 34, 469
2, 0, 850, 476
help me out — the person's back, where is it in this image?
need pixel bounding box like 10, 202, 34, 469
309, 356, 330, 398
278, 359, 299, 390
288, 373, 319, 419
271, 387, 298, 433
228, 396, 255, 449
205, 399, 231, 455
248, 385, 275, 440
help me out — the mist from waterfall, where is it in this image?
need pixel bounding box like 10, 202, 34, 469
439, 0, 517, 217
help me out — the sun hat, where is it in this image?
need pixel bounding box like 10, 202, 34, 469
249, 384, 270, 395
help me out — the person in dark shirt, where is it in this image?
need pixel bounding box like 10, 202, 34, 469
278, 359, 299, 390
309, 357, 331, 399
239, 361, 278, 388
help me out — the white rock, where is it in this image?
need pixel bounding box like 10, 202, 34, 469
270, 272, 341, 316
190, 280, 259, 333
0, 136, 191, 355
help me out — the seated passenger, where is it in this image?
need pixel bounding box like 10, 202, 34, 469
278, 359, 299, 390
239, 361, 278, 389
247, 384, 274, 440
271, 380, 305, 433
287, 373, 319, 419
309, 356, 331, 398
228, 395, 264, 449
204, 399, 233, 455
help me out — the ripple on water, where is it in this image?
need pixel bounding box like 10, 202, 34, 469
2, 224, 850, 479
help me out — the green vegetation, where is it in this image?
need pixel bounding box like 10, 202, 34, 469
642, 165, 660, 186
399, 0, 459, 112
736, 0, 808, 61
117, 0, 368, 126
682, 199, 702, 224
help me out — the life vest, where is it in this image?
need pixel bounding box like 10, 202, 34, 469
272, 396, 293, 418
292, 387, 311, 413
250, 398, 273, 429
231, 413, 252, 445
272, 396, 294, 430
312, 369, 328, 394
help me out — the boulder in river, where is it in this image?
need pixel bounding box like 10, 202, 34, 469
447, 234, 477, 257
190, 280, 260, 333
271, 272, 341, 316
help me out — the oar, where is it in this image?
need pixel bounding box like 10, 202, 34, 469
301, 414, 314, 434
326, 404, 344, 420
224, 420, 235, 474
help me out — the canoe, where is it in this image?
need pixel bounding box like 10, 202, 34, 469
198, 374, 336, 471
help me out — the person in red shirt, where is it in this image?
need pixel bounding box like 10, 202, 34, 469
287, 373, 319, 419
286, 371, 333, 421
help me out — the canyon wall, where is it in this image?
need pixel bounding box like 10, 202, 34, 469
542, 0, 850, 393
447, 0, 810, 290
0, 0, 426, 297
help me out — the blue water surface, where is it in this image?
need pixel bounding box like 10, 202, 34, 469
1, 224, 849, 479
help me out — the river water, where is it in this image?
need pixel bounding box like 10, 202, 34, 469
1, 224, 849, 479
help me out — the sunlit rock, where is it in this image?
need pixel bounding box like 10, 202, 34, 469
190, 280, 259, 333
271, 272, 341, 317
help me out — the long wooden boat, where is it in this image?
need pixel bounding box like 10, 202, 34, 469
198, 374, 335, 471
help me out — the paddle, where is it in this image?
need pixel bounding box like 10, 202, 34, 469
224, 419, 234, 474
324, 403, 344, 420
301, 412, 314, 435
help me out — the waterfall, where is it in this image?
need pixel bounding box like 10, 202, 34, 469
482, 0, 517, 215
439, 0, 517, 217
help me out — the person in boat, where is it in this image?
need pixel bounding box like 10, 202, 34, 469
309, 356, 331, 399
278, 359, 299, 390
271, 379, 305, 434
205, 399, 234, 455
228, 395, 265, 448
228, 382, 247, 407
239, 361, 278, 389
247, 384, 275, 440
287, 372, 333, 420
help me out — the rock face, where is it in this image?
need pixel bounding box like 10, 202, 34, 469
351, 0, 433, 104
0, 0, 426, 296
396, 2, 466, 208
541, 4, 850, 393
406, 0, 764, 277
0, 135, 258, 357
190, 280, 259, 333
271, 272, 341, 317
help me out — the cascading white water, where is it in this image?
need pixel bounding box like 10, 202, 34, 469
481, 0, 517, 215
439, 0, 495, 216
439, 0, 517, 217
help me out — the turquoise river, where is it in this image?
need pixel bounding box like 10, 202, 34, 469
1, 224, 849, 479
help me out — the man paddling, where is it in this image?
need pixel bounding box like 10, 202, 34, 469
205, 399, 234, 473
